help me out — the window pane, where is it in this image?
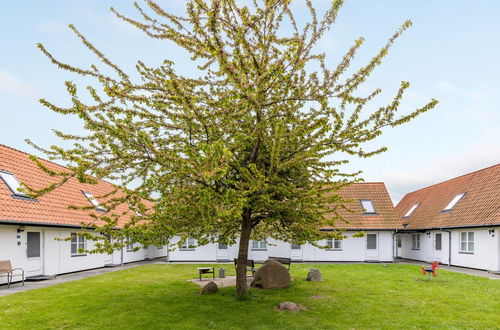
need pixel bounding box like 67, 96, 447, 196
461, 232, 467, 241
218, 243, 227, 249
361, 200, 375, 213
27, 232, 41, 258
334, 240, 342, 249
252, 241, 258, 249
461, 242, 467, 251
435, 234, 442, 250
367, 234, 377, 249
443, 193, 466, 211
468, 242, 474, 252
71, 243, 77, 254
71, 233, 77, 243
468, 232, 474, 242
260, 241, 266, 249
291, 244, 301, 250
326, 239, 333, 249
0, 171, 28, 197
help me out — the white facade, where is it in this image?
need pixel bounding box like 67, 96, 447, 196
396, 227, 500, 271
168, 231, 395, 263
0, 224, 167, 284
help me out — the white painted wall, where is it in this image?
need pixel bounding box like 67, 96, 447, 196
168, 231, 395, 263
398, 228, 499, 271
0, 224, 167, 284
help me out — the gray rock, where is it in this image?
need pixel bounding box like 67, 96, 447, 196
251, 259, 291, 289
200, 281, 219, 294
306, 268, 323, 281
277, 301, 306, 311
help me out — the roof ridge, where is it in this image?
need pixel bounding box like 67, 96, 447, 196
403, 163, 500, 196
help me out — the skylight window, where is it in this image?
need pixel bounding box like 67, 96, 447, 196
442, 192, 466, 212
403, 203, 420, 218
360, 200, 376, 214
82, 191, 106, 212
0, 170, 28, 197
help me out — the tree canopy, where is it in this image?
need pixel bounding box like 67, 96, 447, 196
29, 0, 437, 294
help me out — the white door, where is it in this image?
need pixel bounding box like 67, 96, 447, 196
365, 233, 379, 261
216, 242, 230, 261
396, 235, 403, 258
26, 231, 43, 276
434, 233, 443, 262
290, 243, 303, 261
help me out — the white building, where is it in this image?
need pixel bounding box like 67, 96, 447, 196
395, 164, 500, 272
0, 144, 166, 284
169, 183, 402, 263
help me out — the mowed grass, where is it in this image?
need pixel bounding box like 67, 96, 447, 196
1, 263, 500, 329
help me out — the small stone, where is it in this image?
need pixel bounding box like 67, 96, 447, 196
306, 268, 323, 282
200, 281, 218, 294
277, 301, 306, 311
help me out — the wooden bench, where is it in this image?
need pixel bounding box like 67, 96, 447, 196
197, 267, 215, 281
268, 256, 292, 270
233, 258, 256, 277
0, 260, 24, 288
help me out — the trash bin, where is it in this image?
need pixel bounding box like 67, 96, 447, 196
219, 267, 225, 278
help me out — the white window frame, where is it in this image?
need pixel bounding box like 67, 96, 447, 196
181, 238, 196, 250
412, 233, 420, 250
442, 193, 466, 212
326, 238, 342, 251
360, 200, 376, 214
126, 237, 135, 252
251, 240, 267, 251
459, 232, 474, 253
0, 170, 29, 197
403, 203, 420, 218
82, 191, 106, 212
71, 233, 86, 256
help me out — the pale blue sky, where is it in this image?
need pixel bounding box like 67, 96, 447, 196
0, 1, 499, 203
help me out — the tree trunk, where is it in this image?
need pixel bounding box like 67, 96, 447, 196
236, 209, 252, 295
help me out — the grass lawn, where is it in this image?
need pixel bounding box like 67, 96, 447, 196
1, 263, 500, 329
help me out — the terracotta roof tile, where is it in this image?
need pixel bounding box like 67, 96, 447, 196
0, 144, 139, 228
395, 164, 500, 230
324, 182, 402, 230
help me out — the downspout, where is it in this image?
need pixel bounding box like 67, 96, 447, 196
120, 238, 124, 266
392, 230, 398, 262
166, 241, 170, 263
442, 229, 451, 266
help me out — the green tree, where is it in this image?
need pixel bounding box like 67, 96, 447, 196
30, 0, 437, 295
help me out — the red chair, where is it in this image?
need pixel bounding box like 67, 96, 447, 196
421, 261, 439, 278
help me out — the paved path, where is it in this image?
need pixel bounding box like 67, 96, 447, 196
0, 260, 163, 297
395, 259, 500, 280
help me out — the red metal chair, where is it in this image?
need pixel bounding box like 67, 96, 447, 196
421, 261, 439, 278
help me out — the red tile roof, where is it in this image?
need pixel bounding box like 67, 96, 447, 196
324, 182, 402, 230
0, 144, 400, 231
0, 144, 138, 228
395, 164, 500, 230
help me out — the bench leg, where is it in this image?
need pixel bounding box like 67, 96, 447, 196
7, 274, 11, 288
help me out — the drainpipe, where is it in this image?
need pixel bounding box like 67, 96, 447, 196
442, 229, 451, 266
166, 241, 170, 263
120, 238, 124, 266
392, 230, 398, 262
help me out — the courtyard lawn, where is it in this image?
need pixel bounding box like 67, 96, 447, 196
1, 264, 500, 329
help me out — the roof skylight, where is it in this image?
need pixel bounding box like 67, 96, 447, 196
360, 200, 376, 214
0, 171, 29, 197
403, 203, 419, 218
442, 192, 466, 212
82, 191, 106, 212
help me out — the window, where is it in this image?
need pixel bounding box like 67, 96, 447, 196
435, 233, 442, 251
460, 232, 474, 253
71, 233, 86, 256
126, 237, 135, 252
396, 235, 402, 248
0, 171, 29, 197
366, 234, 377, 250
251, 240, 267, 250
360, 200, 376, 214
181, 238, 196, 250
442, 193, 466, 212
27, 232, 41, 258
412, 234, 420, 250
218, 242, 228, 250
291, 243, 301, 250
326, 238, 342, 250
403, 203, 419, 218
82, 191, 106, 212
